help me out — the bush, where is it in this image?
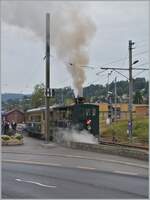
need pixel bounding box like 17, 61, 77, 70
14, 133, 23, 140
1, 135, 11, 141
101, 117, 148, 144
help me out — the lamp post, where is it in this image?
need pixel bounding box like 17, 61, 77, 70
45, 13, 51, 143
107, 71, 113, 125
114, 77, 117, 122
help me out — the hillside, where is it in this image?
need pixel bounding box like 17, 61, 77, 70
1, 77, 149, 111
2, 93, 31, 102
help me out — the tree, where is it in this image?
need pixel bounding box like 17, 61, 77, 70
133, 91, 143, 104
31, 83, 59, 108
31, 83, 45, 108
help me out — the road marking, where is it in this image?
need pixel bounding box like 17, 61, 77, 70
2, 151, 148, 169
114, 170, 138, 176
3, 159, 61, 167
77, 166, 96, 170
16, 178, 56, 188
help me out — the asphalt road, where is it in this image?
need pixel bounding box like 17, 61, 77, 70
2, 135, 149, 198
2, 162, 148, 199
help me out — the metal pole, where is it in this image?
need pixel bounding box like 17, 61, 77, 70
114, 77, 117, 122
107, 73, 110, 95
45, 13, 50, 143
128, 40, 133, 139
107, 72, 112, 124
62, 91, 64, 105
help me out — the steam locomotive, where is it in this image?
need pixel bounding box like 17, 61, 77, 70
25, 97, 100, 140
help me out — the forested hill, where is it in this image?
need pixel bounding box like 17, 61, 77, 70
2, 93, 25, 101
2, 93, 32, 102
83, 78, 149, 102
2, 77, 149, 111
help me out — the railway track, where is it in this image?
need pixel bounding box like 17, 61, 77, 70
99, 140, 148, 150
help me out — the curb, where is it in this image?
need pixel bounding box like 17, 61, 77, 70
2, 140, 24, 146
40, 143, 57, 148
62, 141, 149, 161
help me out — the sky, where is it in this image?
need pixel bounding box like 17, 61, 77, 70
1, 1, 149, 94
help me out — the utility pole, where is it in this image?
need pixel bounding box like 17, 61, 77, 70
107, 71, 112, 124
128, 40, 134, 139
114, 77, 117, 122
61, 90, 64, 105
107, 73, 110, 95
45, 13, 51, 143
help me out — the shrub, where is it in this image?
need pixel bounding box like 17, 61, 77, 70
101, 117, 148, 144
1, 135, 11, 141
14, 133, 23, 140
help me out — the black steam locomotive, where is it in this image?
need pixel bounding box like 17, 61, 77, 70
25, 97, 100, 139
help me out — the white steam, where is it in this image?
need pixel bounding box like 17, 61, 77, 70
54, 129, 98, 144
2, 1, 96, 95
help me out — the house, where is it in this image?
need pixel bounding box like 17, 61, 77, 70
4, 109, 25, 123
1, 110, 6, 121
135, 104, 149, 116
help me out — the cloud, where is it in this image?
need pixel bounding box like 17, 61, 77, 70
1, 1, 149, 93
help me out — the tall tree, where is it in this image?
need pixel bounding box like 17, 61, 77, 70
133, 91, 143, 104
31, 83, 45, 108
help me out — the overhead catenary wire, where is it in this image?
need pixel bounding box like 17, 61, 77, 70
133, 62, 149, 67
133, 50, 149, 56
85, 71, 109, 87
134, 38, 149, 44
133, 69, 148, 78
112, 69, 129, 80
96, 69, 107, 75
135, 44, 149, 50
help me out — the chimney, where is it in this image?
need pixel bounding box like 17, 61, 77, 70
74, 88, 85, 104
78, 87, 83, 97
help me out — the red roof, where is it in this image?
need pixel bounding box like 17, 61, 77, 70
5, 109, 24, 116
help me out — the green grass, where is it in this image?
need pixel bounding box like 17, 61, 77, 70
101, 117, 149, 144
132, 118, 149, 143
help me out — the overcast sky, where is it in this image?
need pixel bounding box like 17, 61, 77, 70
1, 1, 149, 94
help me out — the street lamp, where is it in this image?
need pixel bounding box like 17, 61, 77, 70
132, 60, 139, 65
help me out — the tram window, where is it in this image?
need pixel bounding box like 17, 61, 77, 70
92, 108, 96, 116
63, 111, 66, 118
67, 110, 71, 119
50, 112, 53, 117
43, 112, 45, 120
36, 116, 41, 122
30, 115, 41, 122
86, 109, 91, 117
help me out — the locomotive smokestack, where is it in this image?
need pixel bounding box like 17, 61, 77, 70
78, 87, 83, 97
74, 87, 85, 104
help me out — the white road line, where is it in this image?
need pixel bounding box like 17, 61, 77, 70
77, 166, 96, 170
100, 159, 148, 169
3, 151, 148, 169
16, 178, 56, 188
3, 159, 61, 167
114, 170, 138, 176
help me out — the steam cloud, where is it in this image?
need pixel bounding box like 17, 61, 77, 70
2, 2, 96, 95
54, 128, 98, 144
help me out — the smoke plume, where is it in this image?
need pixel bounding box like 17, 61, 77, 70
2, 2, 96, 95
54, 128, 98, 145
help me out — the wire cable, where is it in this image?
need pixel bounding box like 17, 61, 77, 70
133, 50, 149, 56
134, 69, 148, 78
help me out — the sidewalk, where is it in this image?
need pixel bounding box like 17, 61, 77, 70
2, 134, 148, 166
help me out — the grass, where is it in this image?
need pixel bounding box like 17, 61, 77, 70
101, 117, 149, 144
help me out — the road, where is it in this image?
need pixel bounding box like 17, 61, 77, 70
2, 162, 148, 199
2, 135, 149, 199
